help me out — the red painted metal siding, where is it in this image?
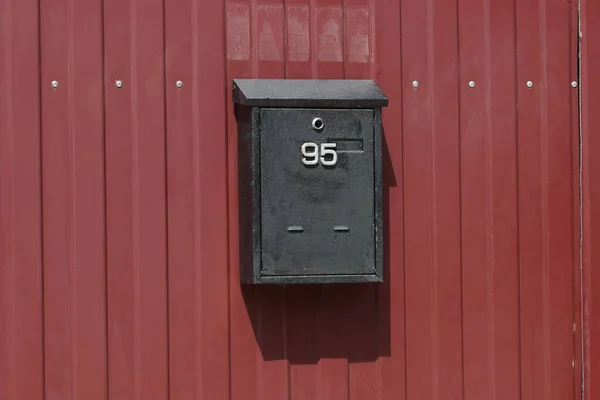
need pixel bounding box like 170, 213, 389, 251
0, 1, 44, 398
581, 0, 600, 399
0, 0, 584, 399
40, 0, 108, 398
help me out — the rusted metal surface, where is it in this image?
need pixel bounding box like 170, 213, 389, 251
0, 0, 585, 398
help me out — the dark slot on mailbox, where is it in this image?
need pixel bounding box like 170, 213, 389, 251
328, 138, 364, 152
233, 79, 388, 284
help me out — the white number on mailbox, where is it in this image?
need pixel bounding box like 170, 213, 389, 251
301, 142, 319, 165
320, 143, 337, 166
301, 142, 337, 166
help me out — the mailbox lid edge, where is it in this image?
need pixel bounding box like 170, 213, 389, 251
232, 79, 389, 108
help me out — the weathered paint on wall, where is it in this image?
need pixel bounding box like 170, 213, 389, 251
0, 0, 584, 398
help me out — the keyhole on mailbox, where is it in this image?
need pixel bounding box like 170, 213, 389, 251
312, 117, 324, 131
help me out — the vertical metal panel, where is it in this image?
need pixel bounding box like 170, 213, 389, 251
226, 0, 262, 397
581, 0, 600, 399
103, 0, 169, 397
401, 0, 463, 398
373, 0, 406, 397
251, 4, 289, 399
516, 0, 579, 399
458, 0, 521, 398
164, 0, 230, 398
226, 0, 289, 399
0, 0, 44, 399
344, 2, 380, 398
39, 0, 107, 398
285, 0, 348, 398
571, 2, 582, 393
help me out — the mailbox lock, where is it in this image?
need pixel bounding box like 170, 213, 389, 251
312, 117, 324, 131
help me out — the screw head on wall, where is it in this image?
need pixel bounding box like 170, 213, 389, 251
115, 80, 123, 88
176, 81, 184, 88
468, 81, 475, 88
412, 80, 419, 88
527, 81, 533, 88
51, 80, 59, 88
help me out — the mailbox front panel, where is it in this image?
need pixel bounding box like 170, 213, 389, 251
259, 108, 376, 276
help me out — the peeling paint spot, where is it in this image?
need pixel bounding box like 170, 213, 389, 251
317, 6, 343, 62
346, 6, 370, 63
286, 5, 310, 62
226, 3, 250, 60
257, 4, 284, 61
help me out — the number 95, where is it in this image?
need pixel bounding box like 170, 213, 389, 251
301, 142, 338, 166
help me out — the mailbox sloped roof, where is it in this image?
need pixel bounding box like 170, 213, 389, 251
232, 79, 388, 108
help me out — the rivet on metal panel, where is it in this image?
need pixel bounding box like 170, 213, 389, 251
468, 81, 475, 88
572, 81, 578, 88
51, 80, 59, 88
115, 80, 123, 88
412, 80, 419, 88
527, 81, 533, 88
176, 80, 183, 88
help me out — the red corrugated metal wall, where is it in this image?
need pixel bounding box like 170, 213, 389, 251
0, 0, 585, 399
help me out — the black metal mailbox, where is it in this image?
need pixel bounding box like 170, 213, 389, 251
233, 79, 388, 284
